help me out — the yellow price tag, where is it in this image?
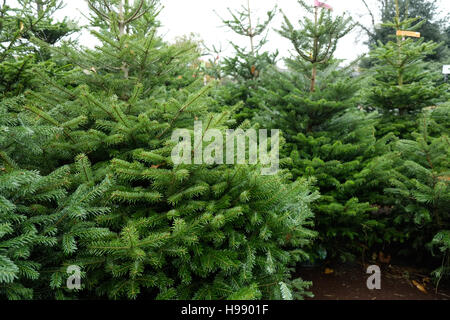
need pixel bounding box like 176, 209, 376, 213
396, 30, 421, 38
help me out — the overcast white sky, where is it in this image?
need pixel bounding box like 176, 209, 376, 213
9, 0, 450, 64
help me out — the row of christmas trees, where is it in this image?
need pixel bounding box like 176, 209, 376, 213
0, 0, 449, 300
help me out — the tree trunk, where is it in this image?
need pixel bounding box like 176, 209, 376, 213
118, 0, 125, 36
36, 0, 43, 14
310, 65, 317, 92
247, 0, 255, 55
310, 7, 319, 92
118, 0, 129, 79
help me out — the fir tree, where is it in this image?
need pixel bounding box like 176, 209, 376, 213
385, 105, 449, 266
0, 95, 113, 300
278, 0, 354, 93
253, 0, 394, 261
0, 0, 77, 97
364, 0, 448, 138
218, 0, 277, 82
267, 0, 357, 136
20, 0, 317, 300
0, 1, 82, 299
208, 0, 278, 126
359, 0, 449, 63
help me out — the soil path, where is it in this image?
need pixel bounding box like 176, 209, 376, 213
299, 264, 450, 300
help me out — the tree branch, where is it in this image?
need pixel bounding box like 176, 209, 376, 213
87, 0, 110, 21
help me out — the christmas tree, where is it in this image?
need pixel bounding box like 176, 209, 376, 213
364, 0, 447, 138
3, 0, 448, 300
254, 0, 397, 261
360, 0, 449, 63
0, 0, 86, 300
385, 104, 449, 269
15, 0, 318, 300
0, 0, 77, 97
360, 0, 450, 277
208, 0, 278, 126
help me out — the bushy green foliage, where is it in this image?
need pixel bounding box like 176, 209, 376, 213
255, 60, 361, 137
0, 0, 319, 300
385, 106, 449, 265
0, 0, 77, 97
357, 1, 450, 268
1, 0, 449, 300
251, 1, 396, 261
363, 2, 448, 139
0, 167, 60, 300
87, 163, 318, 299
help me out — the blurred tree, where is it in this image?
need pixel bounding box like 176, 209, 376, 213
0, 0, 78, 97
359, 0, 449, 63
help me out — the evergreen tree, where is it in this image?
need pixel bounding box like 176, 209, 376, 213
3, 0, 447, 300
278, 0, 354, 93
364, 0, 448, 138
359, 0, 449, 62
0, 94, 60, 299
253, 1, 390, 261
218, 0, 277, 82
254, 0, 406, 261
19, 0, 317, 300
385, 104, 449, 280
269, 0, 357, 136
0, 1, 87, 300
0, 94, 113, 300
0, 0, 77, 97
208, 0, 278, 126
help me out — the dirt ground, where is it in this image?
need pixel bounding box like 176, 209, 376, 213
299, 264, 450, 300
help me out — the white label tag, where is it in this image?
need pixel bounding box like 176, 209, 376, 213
443, 65, 450, 75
